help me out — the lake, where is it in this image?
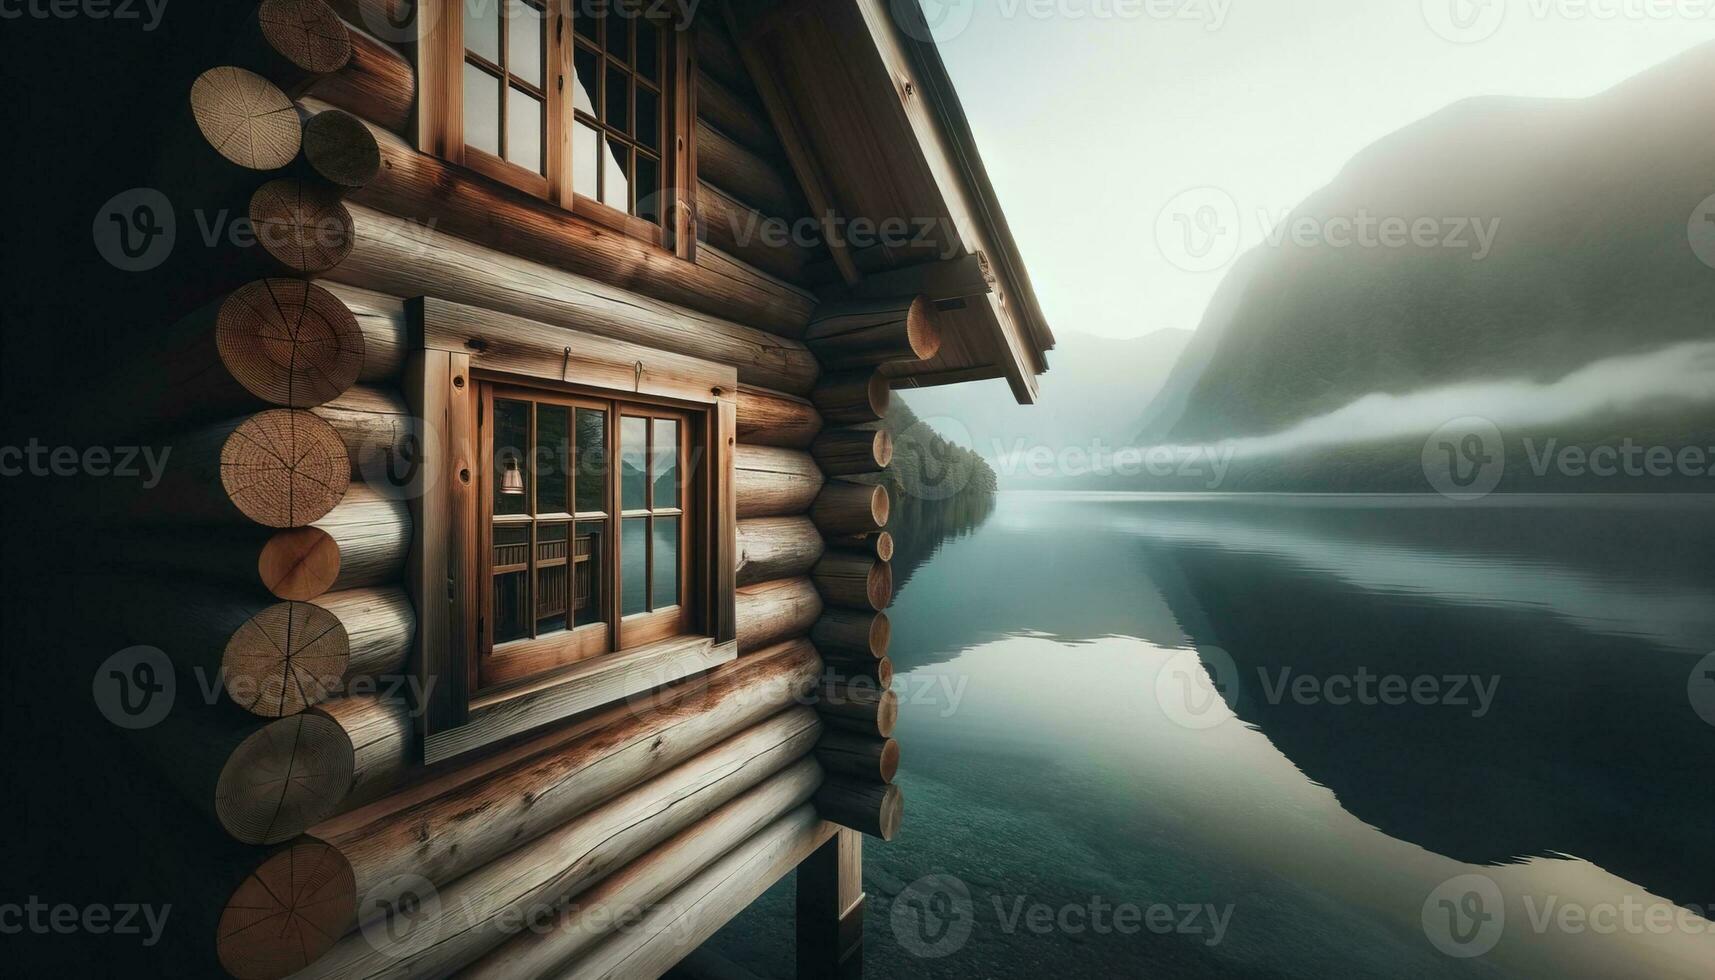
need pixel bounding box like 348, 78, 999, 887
703, 491, 1715, 979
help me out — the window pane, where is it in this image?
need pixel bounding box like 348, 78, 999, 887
463, 62, 501, 157
652, 517, 678, 609
492, 523, 530, 570
634, 155, 659, 223
603, 136, 630, 211
465, 0, 500, 63
575, 408, 608, 513
508, 0, 544, 88
606, 10, 629, 61
651, 418, 678, 509
605, 66, 629, 134
573, 0, 597, 40
636, 20, 659, 81
574, 520, 605, 628
572, 46, 598, 115
493, 398, 530, 516
507, 86, 544, 174
622, 518, 648, 616
494, 570, 529, 643
535, 522, 570, 634
573, 119, 600, 199
621, 416, 647, 510
635, 87, 658, 151
537, 404, 569, 513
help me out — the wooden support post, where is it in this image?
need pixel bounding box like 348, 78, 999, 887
797, 827, 865, 980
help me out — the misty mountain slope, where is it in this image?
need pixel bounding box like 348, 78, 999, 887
1155, 41, 1715, 444
903, 328, 1190, 481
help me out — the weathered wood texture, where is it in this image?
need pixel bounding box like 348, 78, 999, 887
812, 428, 893, 476
816, 780, 903, 842
737, 516, 825, 586
735, 446, 825, 518
737, 386, 823, 449
811, 480, 891, 537
818, 683, 899, 738
812, 609, 891, 661
308, 20, 414, 134
812, 370, 890, 425
817, 731, 899, 784
735, 578, 824, 654
812, 551, 893, 612
805, 296, 943, 371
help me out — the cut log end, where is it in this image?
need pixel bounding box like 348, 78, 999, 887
815, 780, 903, 842
258, 0, 353, 76
217, 279, 364, 408
191, 66, 301, 170
217, 838, 357, 979
224, 600, 351, 716
249, 179, 355, 274
905, 295, 944, 362
812, 370, 891, 426
259, 525, 342, 600
811, 609, 891, 660
302, 109, 382, 188
220, 409, 352, 527
873, 532, 895, 562
216, 714, 356, 845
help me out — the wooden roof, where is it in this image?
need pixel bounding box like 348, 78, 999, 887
723, 0, 1055, 403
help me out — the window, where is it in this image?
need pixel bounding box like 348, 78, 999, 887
479, 385, 693, 690
433, 0, 684, 245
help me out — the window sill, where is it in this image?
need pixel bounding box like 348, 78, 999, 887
424, 634, 737, 765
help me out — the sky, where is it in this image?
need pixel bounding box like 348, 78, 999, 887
926, 0, 1715, 339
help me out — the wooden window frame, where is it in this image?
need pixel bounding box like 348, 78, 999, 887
423, 0, 695, 252
408, 296, 738, 763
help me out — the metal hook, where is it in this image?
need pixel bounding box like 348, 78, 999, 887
634, 360, 645, 391
562, 347, 572, 382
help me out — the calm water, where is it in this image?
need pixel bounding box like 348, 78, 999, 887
705, 492, 1715, 979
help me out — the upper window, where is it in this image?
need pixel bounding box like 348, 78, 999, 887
437, 0, 682, 244
480, 383, 695, 692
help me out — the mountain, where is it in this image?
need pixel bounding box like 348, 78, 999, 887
1135, 42, 1715, 459
902, 328, 1192, 486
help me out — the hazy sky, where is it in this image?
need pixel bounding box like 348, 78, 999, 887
930, 0, 1715, 339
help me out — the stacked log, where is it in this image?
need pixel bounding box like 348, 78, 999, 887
737, 516, 825, 585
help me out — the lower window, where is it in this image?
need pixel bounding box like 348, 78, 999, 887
480, 382, 696, 690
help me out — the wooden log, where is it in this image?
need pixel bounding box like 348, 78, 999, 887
154, 409, 351, 528
694, 17, 754, 97
698, 119, 803, 223
299, 106, 384, 188
311, 692, 415, 809
811, 480, 890, 536
318, 281, 408, 383
264, 483, 411, 598
309, 22, 415, 134
246, 0, 353, 95
249, 178, 355, 273
825, 654, 893, 690
311, 586, 413, 679
735, 445, 824, 518
812, 609, 891, 660
312, 639, 822, 903
825, 531, 894, 562
311, 383, 410, 481
815, 779, 902, 841
818, 683, 898, 738
737, 516, 825, 586
696, 69, 780, 160
295, 710, 824, 979
736, 385, 822, 449
329, 201, 819, 392
319, 109, 819, 341
817, 731, 899, 784
74, 279, 363, 442
320, 0, 407, 42
217, 838, 357, 979
812, 369, 891, 425
735, 577, 823, 654
806, 295, 943, 370
696, 179, 810, 283
190, 66, 303, 171
812, 428, 893, 476
463, 772, 826, 979
813, 551, 893, 612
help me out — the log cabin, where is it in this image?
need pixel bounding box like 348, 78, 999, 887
73, 1, 1052, 976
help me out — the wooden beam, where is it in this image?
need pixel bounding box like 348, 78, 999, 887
797, 826, 865, 980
